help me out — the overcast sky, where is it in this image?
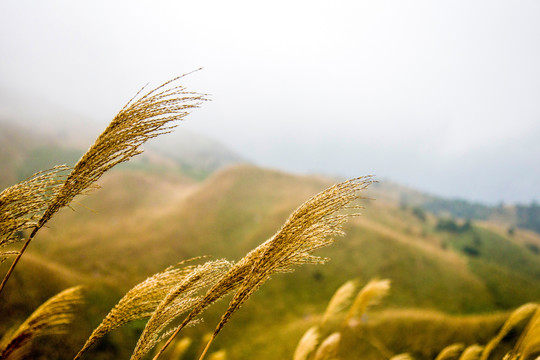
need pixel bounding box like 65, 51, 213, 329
1, 0, 539, 204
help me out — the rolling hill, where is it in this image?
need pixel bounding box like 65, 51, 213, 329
2, 162, 540, 359
2, 106, 540, 359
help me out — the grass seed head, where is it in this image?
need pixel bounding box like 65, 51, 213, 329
39, 76, 207, 229
346, 278, 391, 323
0, 286, 84, 359
321, 280, 357, 327
390, 354, 415, 360
294, 326, 320, 360
435, 343, 465, 360
131, 259, 232, 360
481, 303, 538, 360
313, 332, 341, 360
207, 177, 374, 344
75, 261, 202, 359
0, 166, 70, 250
459, 345, 483, 360
513, 307, 540, 360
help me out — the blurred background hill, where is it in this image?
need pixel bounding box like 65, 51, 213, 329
1, 105, 540, 358
1, 1, 540, 358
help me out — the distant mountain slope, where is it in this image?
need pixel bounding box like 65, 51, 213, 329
143, 128, 246, 180
0, 103, 245, 190
370, 179, 540, 236
0, 121, 84, 190
2, 87, 539, 359
31, 165, 540, 309
0, 87, 102, 145
5, 165, 534, 359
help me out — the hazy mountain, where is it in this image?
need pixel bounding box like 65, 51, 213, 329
0, 88, 246, 187
2, 86, 540, 359
143, 129, 247, 179
2, 164, 540, 359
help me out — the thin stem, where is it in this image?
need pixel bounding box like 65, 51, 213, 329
198, 333, 216, 360
152, 326, 183, 360
0, 227, 38, 296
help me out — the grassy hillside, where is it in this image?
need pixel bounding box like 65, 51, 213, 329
1, 164, 537, 359
0, 121, 84, 191
0, 116, 245, 189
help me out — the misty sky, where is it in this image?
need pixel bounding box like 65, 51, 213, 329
1, 1, 539, 204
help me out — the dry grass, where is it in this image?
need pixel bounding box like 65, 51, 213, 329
390, 354, 415, 360
206, 350, 227, 360
4, 73, 540, 360
37, 75, 206, 228
0, 74, 207, 295
346, 278, 391, 324
313, 332, 341, 360
510, 307, 540, 360
481, 303, 538, 360
291, 278, 391, 360
0, 286, 84, 359
149, 176, 373, 359
131, 259, 232, 360
459, 345, 483, 360
435, 343, 465, 360
294, 326, 320, 360
321, 280, 357, 327
167, 337, 192, 360
0, 75, 377, 360
0, 166, 69, 252
74, 259, 210, 359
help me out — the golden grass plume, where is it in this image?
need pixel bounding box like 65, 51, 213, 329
0, 166, 69, 250
0, 74, 207, 295
131, 259, 232, 360
459, 345, 483, 360
206, 350, 227, 360
510, 307, 540, 360
74, 260, 208, 359
435, 343, 465, 360
0, 286, 84, 359
481, 303, 538, 360
389, 354, 415, 360
346, 278, 391, 323
153, 176, 373, 359
293, 326, 320, 360
313, 332, 341, 360
38, 74, 207, 228
168, 337, 192, 360
321, 280, 357, 327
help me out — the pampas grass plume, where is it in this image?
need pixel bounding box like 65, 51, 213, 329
511, 307, 540, 360
390, 354, 415, 360
435, 343, 465, 360
459, 345, 483, 360
346, 278, 390, 323
481, 303, 538, 360
0, 166, 69, 250
0, 286, 83, 359
313, 332, 341, 360
132, 259, 232, 360
168, 337, 192, 360
206, 350, 227, 360
74, 261, 203, 359
294, 326, 320, 360
321, 280, 357, 327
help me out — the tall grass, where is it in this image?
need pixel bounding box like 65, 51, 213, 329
2, 73, 539, 360
0, 74, 206, 356
291, 276, 540, 360
0, 286, 84, 359
1, 73, 377, 359
70, 175, 373, 359
0, 73, 207, 294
